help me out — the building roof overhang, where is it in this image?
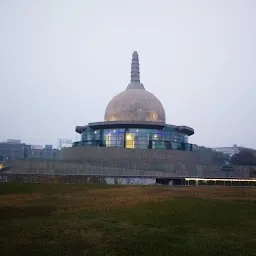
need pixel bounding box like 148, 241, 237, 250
76, 121, 194, 136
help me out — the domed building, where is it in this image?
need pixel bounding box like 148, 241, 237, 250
7, 51, 254, 186
74, 51, 194, 151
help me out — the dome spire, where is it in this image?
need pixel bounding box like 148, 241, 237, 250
131, 51, 140, 83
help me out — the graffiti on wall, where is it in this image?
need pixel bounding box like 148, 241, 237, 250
116, 177, 156, 185
104, 177, 156, 185
104, 177, 115, 184
0, 175, 8, 182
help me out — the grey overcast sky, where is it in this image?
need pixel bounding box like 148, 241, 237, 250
0, 0, 255, 148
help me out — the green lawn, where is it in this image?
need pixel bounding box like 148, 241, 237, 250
0, 183, 256, 256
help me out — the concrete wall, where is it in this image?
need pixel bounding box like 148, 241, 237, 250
59, 147, 213, 174
7, 158, 255, 179
57, 147, 254, 178
7, 160, 173, 177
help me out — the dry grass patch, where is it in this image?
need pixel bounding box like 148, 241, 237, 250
61, 186, 168, 211
137, 186, 256, 201
0, 193, 42, 206
1, 186, 255, 210
169, 187, 256, 200
54, 186, 256, 215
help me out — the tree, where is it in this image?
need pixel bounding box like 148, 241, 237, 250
193, 144, 230, 165
212, 151, 230, 165
230, 148, 256, 166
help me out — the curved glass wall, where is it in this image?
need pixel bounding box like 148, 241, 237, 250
74, 126, 192, 151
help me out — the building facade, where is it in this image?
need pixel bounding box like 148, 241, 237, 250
58, 139, 72, 149
0, 141, 58, 162
26, 145, 58, 160
213, 145, 241, 156
0, 142, 25, 161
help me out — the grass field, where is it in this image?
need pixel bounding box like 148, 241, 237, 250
0, 183, 256, 256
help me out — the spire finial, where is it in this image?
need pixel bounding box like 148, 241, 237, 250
131, 51, 140, 83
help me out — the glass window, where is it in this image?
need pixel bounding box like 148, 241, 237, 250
78, 126, 191, 151
103, 129, 125, 147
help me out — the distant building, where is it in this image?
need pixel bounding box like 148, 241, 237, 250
0, 142, 25, 161
0, 140, 59, 162
58, 139, 72, 149
45, 145, 53, 150
7, 139, 21, 144
26, 148, 58, 160
31, 145, 44, 150
213, 145, 241, 156
26, 145, 58, 160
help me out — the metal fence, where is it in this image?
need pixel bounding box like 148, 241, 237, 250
185, 178, 256, 187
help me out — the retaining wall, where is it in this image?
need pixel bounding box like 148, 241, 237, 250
0, 174, 157, 185
6, 159, 255, 179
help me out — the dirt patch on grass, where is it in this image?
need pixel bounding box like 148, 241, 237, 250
168, 187, 256, 201
61, 186, 165, 212
0, 193, 42, 206
59, 186, 256, 213
0, 205, 56, 220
